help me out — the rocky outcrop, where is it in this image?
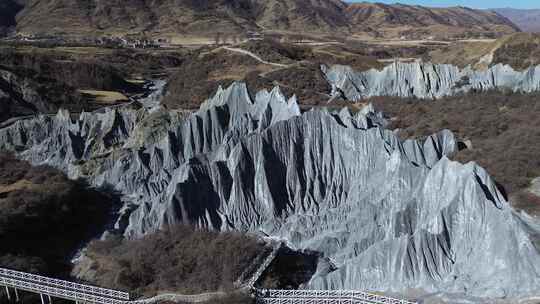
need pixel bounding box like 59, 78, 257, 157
1, 82, 539, 300
0, 68, 56, 121
0, 67, 88, 123
322, 62, 540, 101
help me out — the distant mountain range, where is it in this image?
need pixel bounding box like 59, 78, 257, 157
492, 8, 540, 33
345, 2, 519, 39
1, 0, 520, 40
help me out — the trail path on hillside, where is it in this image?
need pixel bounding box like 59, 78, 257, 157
223, 47, 289, 68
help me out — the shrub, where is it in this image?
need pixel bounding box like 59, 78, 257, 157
85, 225, 266, 297
0, 153, 116, 276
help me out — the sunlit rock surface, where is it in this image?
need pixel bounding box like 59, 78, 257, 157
322, 62, 540, 101
1, 82, 539, 300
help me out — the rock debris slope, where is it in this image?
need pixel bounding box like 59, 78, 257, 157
0, 82, 539, 299
323, 62, 540, 101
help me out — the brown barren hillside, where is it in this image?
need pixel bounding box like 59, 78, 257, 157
254, 0, 350, 33
345, 2, 520, 39
429, 32, 540, 70
13, 0, 348, 38
8, 0, 520, 40
14, 0, 258, 37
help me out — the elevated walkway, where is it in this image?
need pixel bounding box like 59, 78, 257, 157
0, 267, 416, 304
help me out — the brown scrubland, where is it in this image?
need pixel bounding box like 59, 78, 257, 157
0, 153, 114, 277
83, 225, 265, 297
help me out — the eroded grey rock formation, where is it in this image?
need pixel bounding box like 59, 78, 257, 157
322, 62, 540, 101
0, 82, 539, 300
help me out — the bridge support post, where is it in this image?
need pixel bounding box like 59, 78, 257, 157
14, 288, 19, 302
48, 295, 52, 304
40, 294, 45, 304
5, 286, 10, 301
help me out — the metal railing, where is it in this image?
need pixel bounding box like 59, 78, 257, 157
0, 267, 416, 304
258, 290, 417, 304
0, 268, 129, 300
259, 297, 371, 304
0, 276, 125, 304
238, 241, 282, 288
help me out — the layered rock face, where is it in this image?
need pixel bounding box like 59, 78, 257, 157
323, 62, 540, 101
1, 82, 539, 299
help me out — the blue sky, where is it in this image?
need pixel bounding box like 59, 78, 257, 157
346, 0, 540, 9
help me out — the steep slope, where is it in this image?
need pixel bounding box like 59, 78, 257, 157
8, 0, 520, 39
14, 0, 259, 37
0, 47, 149, 123
0, 66, 86, 122
254, 0, 349, 33
490, 33, 540, 69
12, 0, 348, 38
346, 3, 519, 39
493, 8, 540, 33
0, 83, 539, 300
429, 33, 540, 70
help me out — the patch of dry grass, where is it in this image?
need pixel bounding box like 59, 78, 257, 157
79, 90, 129, 104
0, 179, 36, 194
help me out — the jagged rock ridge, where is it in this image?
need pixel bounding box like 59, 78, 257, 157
0, 82, 539, 300
323, 62, 540, 101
